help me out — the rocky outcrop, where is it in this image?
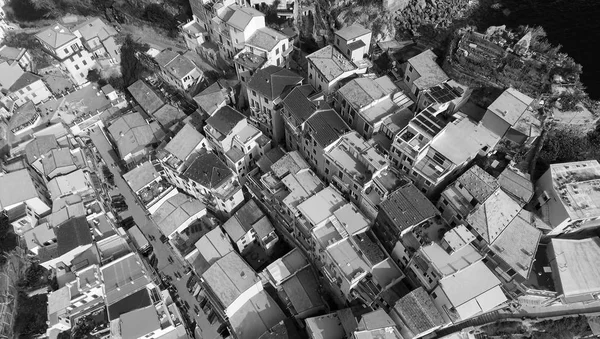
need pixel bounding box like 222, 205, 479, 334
394, 0, 473, 34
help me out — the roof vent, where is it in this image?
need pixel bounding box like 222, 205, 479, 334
240, 271, 246, 278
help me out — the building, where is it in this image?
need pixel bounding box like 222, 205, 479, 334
322, 131, 405, 219
35, 23, 96, 85
431, 260, 507, 322
401, 49, 449, 101
47, 169, 93, 200
547, 237, 600, 304
8, 101, 43, 135
390, 111, 500, 197
152, 104, 187, 130
111, 296, 186, 339
352, 309, 403, 339
0, 58, 24, 91
481, 87, 542, 145
334, 76, 413, 139
106, 112, 163, 167
193, 79, 237, 116
46, 264, 105, 335
127, 80, 165, 116
8, 72, 52, 107
305, 309, 358, 339
38, 147, 84, 180
157, 122, 210, 170
223, 199, 278, 254
168, 149, 244, 219
185, 225, 234, 274
38, 216, 94, 269
71, 17, 120, 64
123, 161, 174, 208
0, 169, 51, 229
154, 49, 203, 91
533, 160, 600, 235
374, 183, 439, 254
151, 192, 207, 239
204, 105, 271, 179
234, 26, 292, 83
0, 45, 33, 71
389, 287, 446, 338
247, 66, 303, 144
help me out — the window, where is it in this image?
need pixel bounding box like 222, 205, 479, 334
251, 90, 256, 96
75, 64, 80, 70
409, 65, 413, 72
63, 48, 69, 54
282, 44, 286, 52
309, 73, 313, 79
347, 49, 350, 55
432, 292, 437, 299
325, 168, 330, 175
424, 180, 431, 187
405, 75, 410, 82
338, 172, 344, 180
277, 58, 281, 66
275, 48, 279, 55
264, 98, 269, 104
26, 86, 32, 91
32, 93, 37, 98
432, 152, 446, 165
82, 60, 87, 66
325, 159, 330, 165
19, 89, 24, 95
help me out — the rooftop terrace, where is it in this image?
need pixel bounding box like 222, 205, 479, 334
550, 160, 600, 220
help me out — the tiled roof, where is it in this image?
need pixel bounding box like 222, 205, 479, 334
123, 161, 159, 192
497, 167, 533, 205
281, 267, 324, 314
164, 54, 199, 79
152, 192, 206, 237
335, 24, 371, 40
307, 45, 357, 82
466, 189, 521, 244
42, 148, 76, 176
164, 123, 205, 162
246, 27, 288, 52
154, 49, 179, 67
248, 66, 303, 100
25, 135, 58, 164
183, 151, 232, 188
305, 109, 350, 147
35, 23, 77, 49
107, 112, 161, 157
101, 252, 151, 305
202, 251, 259, 309
456, 165, 499, 203
380, 184, 438, 232
127, 80, 164, 115
8, 101, 38, 131
55, 216, 92, 256
393, 287, 445, 335
407, 49, 449, 90
338, 76, 395, 109
72, 17, 117, 42
152, 104, 185, 128
206, 105, 245, 136
282, 84, 318, 123
194, 81, 228, 115
9, 72, 43, 92
226, 6, 264, 31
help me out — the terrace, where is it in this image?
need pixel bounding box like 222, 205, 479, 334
170, 215, 220, 257
551, 161, 600, 219
138, 180, 172, 206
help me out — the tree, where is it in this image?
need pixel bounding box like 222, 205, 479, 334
86, 69, 102, 84
120, 35, 150, 88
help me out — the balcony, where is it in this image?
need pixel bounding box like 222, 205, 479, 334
138, 180, 172, 206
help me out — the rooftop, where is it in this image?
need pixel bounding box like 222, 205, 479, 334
42, 148, 76, 176
9, 72, 43, 92
47, 169, 89, 198
184, 151, 233, 189
193, 81, 229, 116
120, 306, 161, 339
202, 251, 260, 309
281, 267, 324, 315
206, 105, 245, 136
246, 27, 288, 52
271, 151, 309, 178
226, 6, 264, 31
326, 131, 388, 182
192, 226, 233, 275
282, 84, 319, 124
297, 187, 345, 227
456, 165, 499, 203
152, 192, 206, 237
487, 87, 535, 125
332, 203, 370, 235
466, 189, 521, 244
36, 23, 77, 49
24, 223, 56, 252
394, 287, 446, 335
307, 45, 357, 82
101, 252, 151, 305
437, 261, 505, 317
440, 225, 476, 253
328, 238, 370, 282
164, 123, 205, 162
235, 50, 267, 70
265, 248, 308, 286
107, 112, 161, 157
281, 169, 324, 213
338, 76, 396, 110
418, 242, 482, 277
305, 109, 350, 147
257, 319, 302, 339
549, 237, 600, 299
491, 209, 541, 279
248, 65, 303, 100
497, 167, 533, 205
549, 160, 600, 220
229, 290, 286, 339
0, 169, 40, 210
55, 216, 93, 257
152, 104, 186, 128
25, 135, 58, 164
305, 309, 357, 339
123, 161, 160, 192
72, 17, 117, 42
163, 53, 199, 79
335, 24, 371, 41
127, 80, 164, 115
380, 184, 438, 232
407, 49, 449, 90
430, 117, 499, 165
9, 101, 39, 132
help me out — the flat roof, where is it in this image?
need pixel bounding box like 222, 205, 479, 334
307, 45, 357, 82
297, 187, 345, 227
419, 242, 482, 277
431, 117, 499, 165
438, 260, 503, 308
407, 49, 449, 90
305, 309, 357, 339
101, 252, 151, 305
202, 251, 259, 309
281, 170, 324, 213
549, 237, 600, 299
151, 192, 206, 236
328, 238, 370, 281
466, 189, 521, 244
487, 87, 534, 125
549, 160, 600, 220
24, 223, 56, 251
229, 290, 286, 339
332, 203, 370, 236
120, 306, 160, 339
271, 151, 309, 178
335, 24, 371, 41
0, 169, 39, 210
265, 248, 308, 285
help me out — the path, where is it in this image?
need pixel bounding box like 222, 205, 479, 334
89, 128, 221, 339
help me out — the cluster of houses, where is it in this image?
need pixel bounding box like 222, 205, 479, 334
1, 0, 600, 338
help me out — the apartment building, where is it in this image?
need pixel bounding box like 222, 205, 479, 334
7, 72, 52, 107
151, 192, 208, 239
401, 49, 449, 102
234, 26, 291, 81
222, 199, 278, 255
193, 79, 237, 116
0, 45, 33, 71
204, 105, 272, 180
0, 168, 51, 231
307, 24, 372, 94
154, 49, 203, 91
35, 23, 96, 85
305, 309, 357, 339
38, 216, 94, 269
389, 288, 447, 338
71, 17, 120, 63
533, 160, 600, 235
334, 75, 413, 139
123, 161, 175, 209
247, 66, 303, 143
390, 109, 499, 197
106, 112, 163, 168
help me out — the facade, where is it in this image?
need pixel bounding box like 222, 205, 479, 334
222, 199, 278, 254
334, 76, 413, 139
281, 84, 329, 153
71, 17, 121, 64
247, 66, 303, 143
0, 45, 33, 71
8, 72, 52, 107
234, 27, 291, 83
0, 168, 51, 230
401, 49, 449, 101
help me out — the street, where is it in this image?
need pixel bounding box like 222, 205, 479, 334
89, 128, 220, 339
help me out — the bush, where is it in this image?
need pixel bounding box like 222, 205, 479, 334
120, 35, 150, 88
17, 263, 49, 291
532, 316, 592, 339
0, 214, 18, 265
13, 291, 48, 338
